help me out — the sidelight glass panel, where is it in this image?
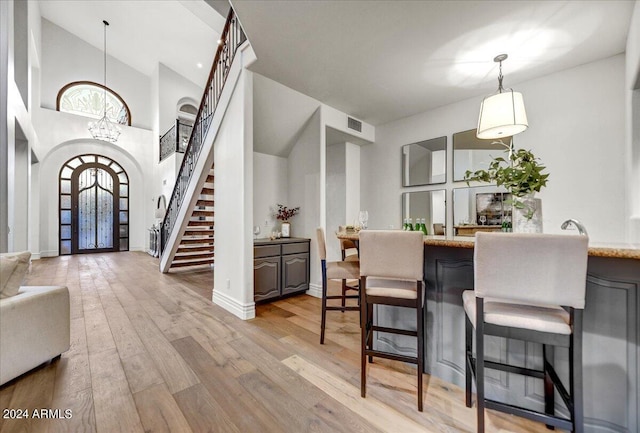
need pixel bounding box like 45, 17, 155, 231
60, 225, 71, 239
61, 210, 71, 224
120, 184, 128, 197
119, 198, 128, 210
60, 180, 71, 194
119, 211, 128, 224
60, 195, 71, 209
60, 240, 71, 255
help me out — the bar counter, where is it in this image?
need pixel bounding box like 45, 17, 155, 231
337, 231, 640, 433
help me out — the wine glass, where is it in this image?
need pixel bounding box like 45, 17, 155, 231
253, 225, 261, 239
479, 215, 487, 226
359, 210, 369, 230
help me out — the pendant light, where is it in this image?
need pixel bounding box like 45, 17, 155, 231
88, 20, 121, 143
476, 54, 528, 140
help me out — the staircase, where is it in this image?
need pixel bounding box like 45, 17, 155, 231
169, 168, 215, 269
159, 8, 246, 273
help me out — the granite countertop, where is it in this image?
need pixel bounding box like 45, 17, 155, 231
254, 237, 310, 246
336, 231, 640, 260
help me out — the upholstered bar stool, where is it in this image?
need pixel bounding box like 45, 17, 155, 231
464, 232, 589, 432
359, 230, 425, 411
316, 228, 360, 344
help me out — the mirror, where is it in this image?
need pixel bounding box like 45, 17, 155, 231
402, 189, 446, 235
453, 186, 512, 236
402, 136, 447, 186
453, 129, 511, 181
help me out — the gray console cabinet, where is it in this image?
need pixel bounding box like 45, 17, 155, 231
254, 238, 310, 302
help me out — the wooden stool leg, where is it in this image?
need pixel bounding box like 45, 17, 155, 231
476, 298, 485, 433
417, 285, 424, 412
465, 314, 473, 408
543, 344, 555, 430
367, 303, 373, 363
341, 280, 347, 311
320, 266, 328, 345
571, 309, 584, 433
360, 277, 368, 398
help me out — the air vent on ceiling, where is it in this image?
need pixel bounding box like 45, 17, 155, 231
347, 117, 362, 133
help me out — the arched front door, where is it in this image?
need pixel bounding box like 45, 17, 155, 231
59, 154, 129, 255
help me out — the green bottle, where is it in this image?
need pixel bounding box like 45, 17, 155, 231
420, 218, 428, 235
402, 219, 408, 231
407, 218, 414, 231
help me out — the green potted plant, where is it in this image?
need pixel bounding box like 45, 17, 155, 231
464, 147, 549, 231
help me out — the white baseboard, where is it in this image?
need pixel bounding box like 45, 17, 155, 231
306, 283, 322, 298
38, 250, 58, 258
212, 290, 255, 320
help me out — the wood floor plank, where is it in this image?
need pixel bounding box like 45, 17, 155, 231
172, 336, 284, 433
1, 362, 57, 433
89, 348, 144, 433
46, 387, 96, 433
0, 383, 15, 432
312, 397, 386, 433
173, 384, 241, 433
133, 383, 193, 433
228, 335, 325, 410
120, 352, 165, 395
123, 305, 200, 394
282, 354, 436, 433
237, 369, 336, 432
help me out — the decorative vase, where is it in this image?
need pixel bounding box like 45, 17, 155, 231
281, 221, 290, 238
512, 195, 543, 233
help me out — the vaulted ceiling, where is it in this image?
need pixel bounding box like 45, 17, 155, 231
233, 0, 635, 126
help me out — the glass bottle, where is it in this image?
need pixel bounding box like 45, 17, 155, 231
402, 219, 408, 231
407, 218, 414, 231
420, 218, 428, 235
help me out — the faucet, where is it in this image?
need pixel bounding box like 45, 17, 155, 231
561, 219, 588, 236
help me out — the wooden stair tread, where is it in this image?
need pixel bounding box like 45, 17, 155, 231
170, 258, 214, 268
188, 221, 214, 227
196, 199, 215, 207
178, 245, 214, 252
180, 238, 214, 245
206, 174, 214, 182
184, 230, 214, 236
191, 210, 214, 217
200, 187, 214, 195
174, 252, 214, 261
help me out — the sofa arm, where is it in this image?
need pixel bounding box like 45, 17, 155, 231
0, 286, 70, 385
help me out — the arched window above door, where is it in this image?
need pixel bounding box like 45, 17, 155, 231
57, 81, 131, 126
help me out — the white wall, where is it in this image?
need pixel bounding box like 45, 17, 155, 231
253, 152, 288, 237
39, 19, 152, 130
288, 109, 322, 289
345, 142, 361, 226
213, 67, 254, 319
626, 0, 640, 243
158, 63, 202, 136
326, 143, 346, 261
362, 54, 627, 243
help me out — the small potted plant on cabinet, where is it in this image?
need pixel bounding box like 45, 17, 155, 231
275, 204, 300, 238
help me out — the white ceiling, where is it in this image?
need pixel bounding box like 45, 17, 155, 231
39, 0, 226, 87
233, 0, 635, 126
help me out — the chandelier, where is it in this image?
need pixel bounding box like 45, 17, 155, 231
477, 54, 528, 140
89, 20, 121, 143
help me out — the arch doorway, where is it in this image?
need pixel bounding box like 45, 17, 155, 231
59, 154, 129, 255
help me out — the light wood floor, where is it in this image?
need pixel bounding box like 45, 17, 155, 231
0, 251, 557, 433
